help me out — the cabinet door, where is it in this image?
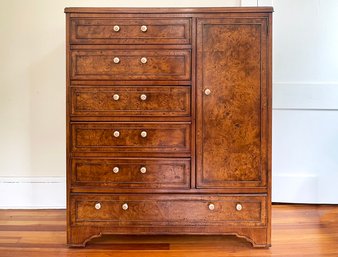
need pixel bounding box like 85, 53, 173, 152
196, 18, 270, 189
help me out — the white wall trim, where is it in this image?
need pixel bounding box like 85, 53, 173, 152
241, 0, 257, 6
258, 0, 273, 6
0, 176, 66, 209
273, 82, 338, 110
241, 0, 273, 6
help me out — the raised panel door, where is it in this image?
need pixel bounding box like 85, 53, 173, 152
196, 18, 269, 189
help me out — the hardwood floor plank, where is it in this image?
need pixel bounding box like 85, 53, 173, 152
0, 220, 65, 226
0, 236, 20, 244
0, 224, 66, 231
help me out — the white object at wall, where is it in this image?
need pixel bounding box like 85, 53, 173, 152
258, 0, 273, 6
271, 0, 338, 204
241, 0, 273, 6
241, 0, 257, 6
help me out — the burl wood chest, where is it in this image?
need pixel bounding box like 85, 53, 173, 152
65, 7, 273, 247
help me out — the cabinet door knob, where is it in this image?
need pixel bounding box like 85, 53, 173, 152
122, 203, 129, 210
95, 202, 101, 210
113, 25, 120, 32
140, 166, 147, 174
140, 25, 148, 32
208, 203, 215, 211
140, 57, 148, 64
113, 57, 120, 64
113, 94, 120, 101
236, 203, 243, 211
140, 94, 147, 101
140, 131, 147, 138
113, 131, 120, 138
112, 166, 119, 173
204, 88, 211, 96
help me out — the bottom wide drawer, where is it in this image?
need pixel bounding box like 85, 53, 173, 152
71, 194, 267, 227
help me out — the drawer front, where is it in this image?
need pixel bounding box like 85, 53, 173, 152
71, 86, 191, 117
72, 194, 266, 226
71, 158, 190, 189
71, 122, 191, 153
70, 18, 191, 45
71, 50, 191, 81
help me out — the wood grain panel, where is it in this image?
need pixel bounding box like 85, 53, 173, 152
196, 18, 268, 188
71, 86, 191, 117
72, 194, 266, 226
71, 50, 191, 81
71, 158, 190, 189
70, 18, 191, 45
71, 122, 191, 153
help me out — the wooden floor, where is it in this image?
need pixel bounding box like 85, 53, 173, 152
0, 205, 337, 256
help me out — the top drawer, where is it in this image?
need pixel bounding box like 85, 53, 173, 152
70, 18, 191, 45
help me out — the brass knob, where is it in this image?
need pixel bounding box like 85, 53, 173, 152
140, 57, 148, 64
140, 94, 147, 101
113, 131, 120, 138
122, 203, 128, 210
113, 94, 120, 101
113, 57, 120, 64
95, 202, 101, 210
140, 166, 147, 174
204, 88, 211, 96
236, 203, 243, 211
208, 203, 215, 211
113, 167, 119, 174
113, 25, 120, 32
140, 25, 148, 32
140, 131, 147, 138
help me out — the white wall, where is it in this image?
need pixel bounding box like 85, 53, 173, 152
272, 0, 338, 203
1, 0, 337, 208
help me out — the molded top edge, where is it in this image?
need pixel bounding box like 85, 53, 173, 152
64, 7, 273, 14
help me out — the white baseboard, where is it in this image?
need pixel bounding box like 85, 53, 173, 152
272, 173, 318, 204
0, 177, 66, 209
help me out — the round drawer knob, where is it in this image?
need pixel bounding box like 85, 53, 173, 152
113, 57, 120, 64
95, 202, 101, 210
113, 166, 119, 174
140, 131, 147, 138
140, 25, 148, 32
204, 88, 211, 96
122, 203, 129, 211
236, 203, 243, 211
140, 57, 148, 64
113, 131, 120, 138
113, 94, 120, 101
208, 203, 215, 211
140, 166, 147, 174
140, 94, 147, 101
113, 25, 120, 32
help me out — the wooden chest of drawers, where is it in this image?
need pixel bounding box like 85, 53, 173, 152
65, 7, 272, 248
